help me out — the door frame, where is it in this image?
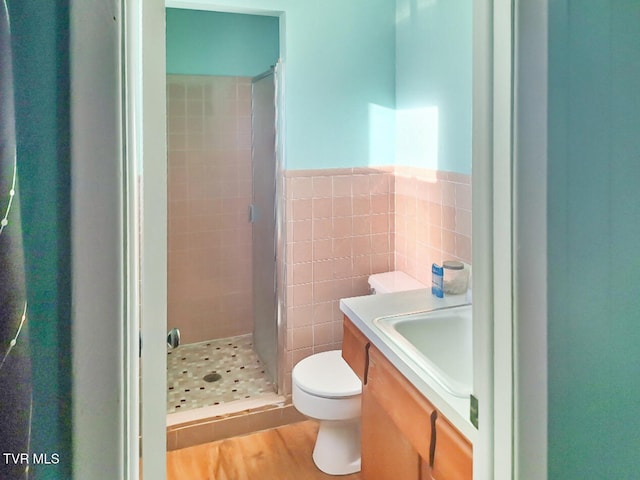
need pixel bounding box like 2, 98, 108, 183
472, 0, 518, 478
128, 2, 286, 479
125, 1, 167, 479
70, 0, 135, 478
118, 1, 527, 479
512, 0, 549, 477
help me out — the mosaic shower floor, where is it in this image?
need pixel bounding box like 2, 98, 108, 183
167, 334, 276, 414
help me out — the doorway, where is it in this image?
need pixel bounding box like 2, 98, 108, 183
164, 9, 283, 419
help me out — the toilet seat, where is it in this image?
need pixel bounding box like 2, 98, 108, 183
293, 350, 361, 398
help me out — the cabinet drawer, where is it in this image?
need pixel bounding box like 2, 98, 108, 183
431, 416, 473, 480
366, 345, 436, 460
342, 316, 370, 382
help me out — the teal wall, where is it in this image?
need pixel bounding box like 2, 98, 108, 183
547, 1, 640, 477
172, 0, 396, 171
171, 1, 472, 173
278, 0, 396, 170
166, 9, 279, 77
6, 0, 72, 478
395, 0, 472, 174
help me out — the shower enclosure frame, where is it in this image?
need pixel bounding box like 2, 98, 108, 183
274, 59, 287, 400
250, 62, 288, 397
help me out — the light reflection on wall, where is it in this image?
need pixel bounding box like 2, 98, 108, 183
396, 106, 439, 169
367, 104, 440, 169
367, 103, 396, 167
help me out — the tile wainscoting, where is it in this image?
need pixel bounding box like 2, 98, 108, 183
394, 166, 472, 286
283, 166, 471, 395
284, 167, 395, 395
166, 165, 472, 446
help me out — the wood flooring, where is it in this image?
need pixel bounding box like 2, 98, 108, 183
166, 420, 362, 480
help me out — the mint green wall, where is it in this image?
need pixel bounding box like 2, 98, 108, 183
175, 1, 472, 173
166, 9, 279, 77
395, 0, 472, 174
285, 1, 396, 170
177, 0, 396, 170
548, 1, 640, 477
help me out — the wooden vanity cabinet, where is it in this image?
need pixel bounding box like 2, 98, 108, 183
342, 316, 370, 382
342, 315, 473, 480
362, 386, 421, 480
366, 346, 435, 462
429, 416, 473, 479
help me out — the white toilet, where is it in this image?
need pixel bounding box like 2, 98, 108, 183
367, 270, 427, 295
292, 271, 426, 475
292, 350, 362, 475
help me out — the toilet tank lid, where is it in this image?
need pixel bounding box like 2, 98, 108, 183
368, 271, 426, 294
293, 350, 361, 398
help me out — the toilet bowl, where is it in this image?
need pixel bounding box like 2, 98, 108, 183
292, 350, 362, 475
292, 271, 425, 475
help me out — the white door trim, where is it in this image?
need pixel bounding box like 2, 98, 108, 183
125, 1, 168, 479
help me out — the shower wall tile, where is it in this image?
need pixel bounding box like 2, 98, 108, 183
167, 75, 254, 344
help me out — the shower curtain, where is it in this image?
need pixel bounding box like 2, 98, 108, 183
0, 2, 32, 478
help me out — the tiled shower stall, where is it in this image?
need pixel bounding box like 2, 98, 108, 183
166, 74, 274, 415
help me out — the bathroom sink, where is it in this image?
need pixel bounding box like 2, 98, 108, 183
373, 305, 472, 398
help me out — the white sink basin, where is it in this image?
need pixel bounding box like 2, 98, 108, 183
373, 304, 472, 398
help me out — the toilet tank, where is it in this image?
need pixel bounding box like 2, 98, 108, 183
368, 271, 427, 294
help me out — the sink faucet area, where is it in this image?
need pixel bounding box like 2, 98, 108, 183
373, 305, 473, 398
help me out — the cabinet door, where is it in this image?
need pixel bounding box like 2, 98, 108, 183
366, 345, 436, 460
362, 382, 421, 480
431, 416, 473, 480
342, 316, 370, 382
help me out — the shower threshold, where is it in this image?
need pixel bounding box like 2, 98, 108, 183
167, 391, 285, 427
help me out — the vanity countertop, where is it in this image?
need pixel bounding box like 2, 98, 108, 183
340, 289, 477, 442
